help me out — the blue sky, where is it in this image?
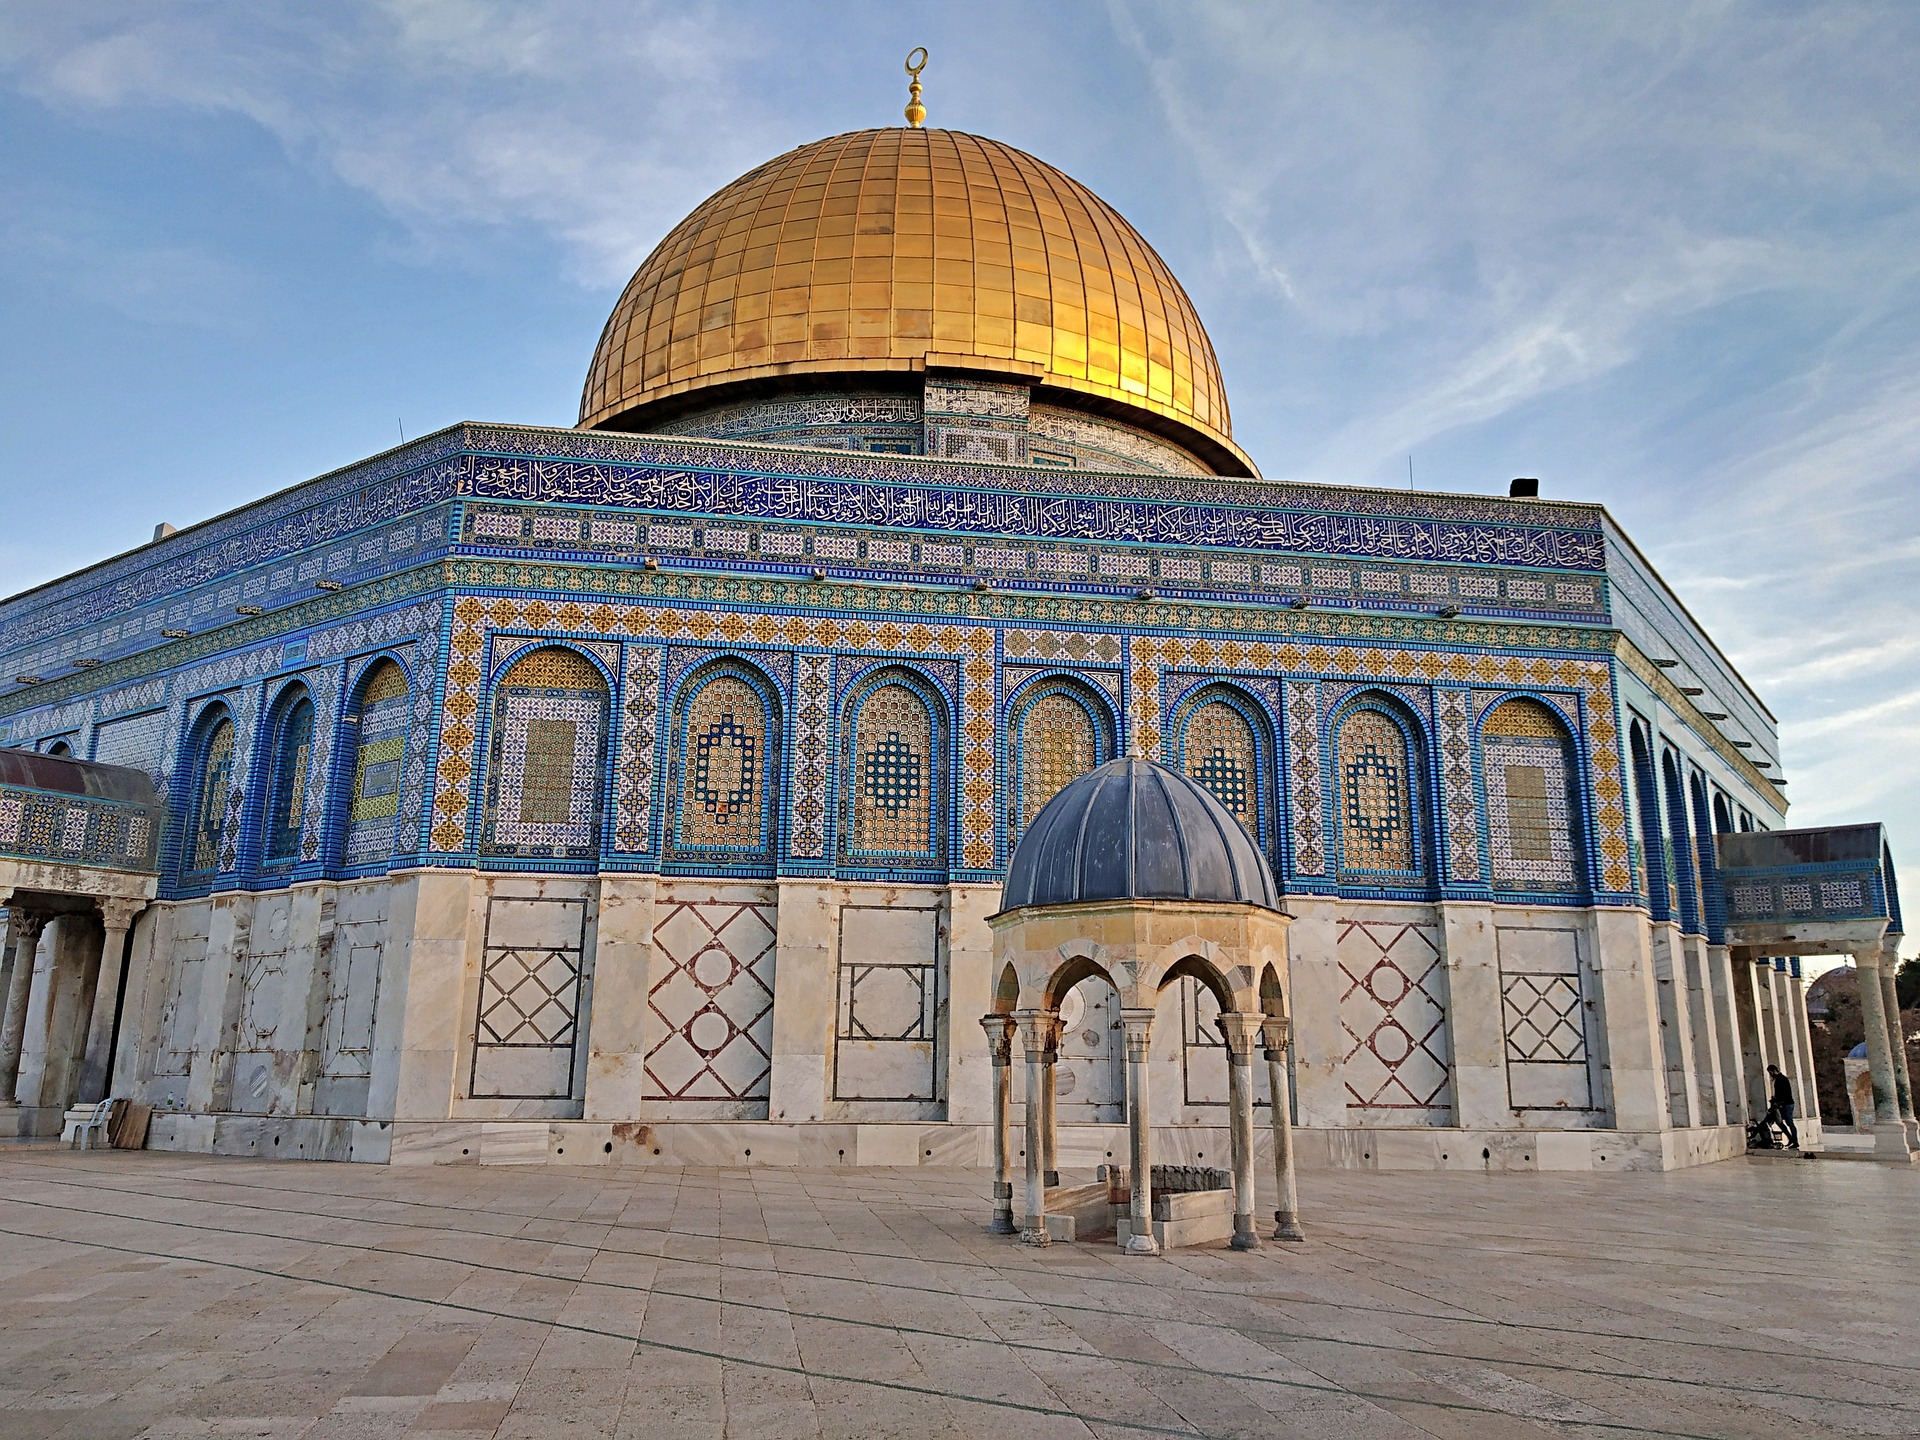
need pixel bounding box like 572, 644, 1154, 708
3, 2, 1917, 953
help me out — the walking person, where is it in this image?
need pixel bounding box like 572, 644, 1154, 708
1766, 1063, 1799, 1150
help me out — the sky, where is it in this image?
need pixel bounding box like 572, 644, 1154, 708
1, 2, 1916, 958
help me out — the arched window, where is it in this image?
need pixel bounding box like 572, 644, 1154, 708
262, 689, 314, 864
674, 670, 777, 857
1660, 751, 1700, 930
482, 647, 610, 860
846, 680, 940, 860
1689, 772, 1723, 941
185, 711, 235, 876
342, 659, 411, 867
1016, 688, 1105, 831
1178, 697, 1261, 838
1482, 698, 1580, 893
1334, 703, 1422, 881
45, 739, 73, 758
1629, 721, 1669, 918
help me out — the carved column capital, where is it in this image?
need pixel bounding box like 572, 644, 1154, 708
96, 897, 146, 935
1215, 1009, 1264, 1060
1011, 1008, 1056, 1057
1120, 1007, 1155, 1061
1043, 1013, 1067, 1061
1260, 1013, 1292, 1063
978, 1012, 1015, 1063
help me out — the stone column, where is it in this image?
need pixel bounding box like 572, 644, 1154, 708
1217, 1011, 1263, 1252
1262, 1015, 1304, 1241
75, 898, 146, 1105
0, 909, 15, 1029
1782, 964, 1821, 1146
1732, 955, 1770, 1122
0, 911, 50, 1105
1648, 924, 1697, 1126
1761, 962, 1789, 1090
1120, 1008, 1157, 1255
1681, 937, 1726, 1126
980, 1014, 1015, 1235
1876, 940, 1917, 1145
1013, 1010, 1052, 1246
1768, 962, 1809, 1136
1706, 943, 1746, 1126
1852, 946, 1914, 1159
1040, 1014, 1062, 1187
1788, 967, 1820, 1126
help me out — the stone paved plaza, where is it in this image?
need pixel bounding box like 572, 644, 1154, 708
0, 1149, 1914, 1439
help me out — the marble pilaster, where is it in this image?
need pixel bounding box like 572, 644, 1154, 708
582, 875, 657, 1121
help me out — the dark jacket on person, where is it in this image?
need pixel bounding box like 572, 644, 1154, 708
1771, 1072, 1795, 1109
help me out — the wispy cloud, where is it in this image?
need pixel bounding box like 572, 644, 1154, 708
1108, 0, 1920, 944
0, 1, 782, 286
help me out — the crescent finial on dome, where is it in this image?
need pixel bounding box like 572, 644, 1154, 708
904, 47, 928, 127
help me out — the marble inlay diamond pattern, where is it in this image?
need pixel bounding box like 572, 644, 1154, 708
1336, 918, 1453, 1119
645, 899, 778, 1105
1503, 973, 1586, 1063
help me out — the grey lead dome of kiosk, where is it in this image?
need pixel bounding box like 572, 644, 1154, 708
1000, 754, 1281, 912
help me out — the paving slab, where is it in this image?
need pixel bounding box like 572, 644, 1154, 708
0, 1147, 1914, 1438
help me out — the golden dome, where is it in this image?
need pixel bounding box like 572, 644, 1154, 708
580, 128, 1251, 475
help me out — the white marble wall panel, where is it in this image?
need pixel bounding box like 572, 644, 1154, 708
832, 903, 940, 1105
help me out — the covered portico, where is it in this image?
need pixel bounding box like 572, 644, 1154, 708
0, 752, 159, 1138
1716, 824, 1913, 1160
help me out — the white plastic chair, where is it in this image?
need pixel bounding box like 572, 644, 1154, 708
72, 1097, 117, 1151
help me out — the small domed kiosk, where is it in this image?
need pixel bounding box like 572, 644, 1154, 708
985, 753, 1300, 1253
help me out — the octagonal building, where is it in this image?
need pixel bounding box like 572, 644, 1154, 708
0, 116, 1810, 1171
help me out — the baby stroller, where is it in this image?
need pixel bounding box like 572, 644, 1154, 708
1747, 1110, 1790, 1150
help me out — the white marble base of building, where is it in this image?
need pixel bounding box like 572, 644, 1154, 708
0, 1103, 66, 1139
138, 1113, 1751, 1172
